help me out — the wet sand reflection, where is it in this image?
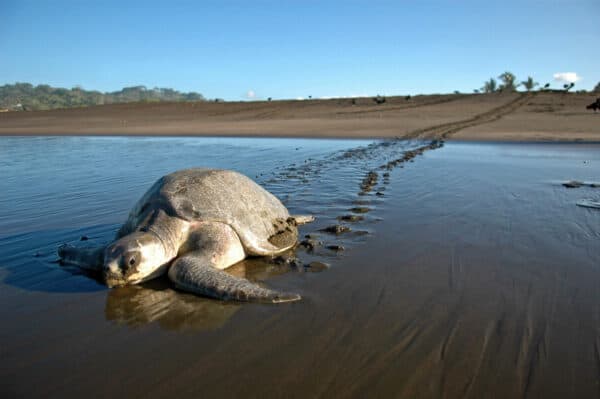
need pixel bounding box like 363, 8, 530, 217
103, 255, 307, 331
105, 282, 241, 332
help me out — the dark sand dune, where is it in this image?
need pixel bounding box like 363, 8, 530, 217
1, 92, 599, 141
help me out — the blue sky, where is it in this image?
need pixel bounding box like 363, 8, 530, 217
1, 1, 598, 100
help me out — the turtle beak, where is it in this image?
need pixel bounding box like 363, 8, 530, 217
103, 262, 126, 288
105, 277, 125, 288
104, 274, 126, 288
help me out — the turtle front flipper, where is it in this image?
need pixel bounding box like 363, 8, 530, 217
57, 244, 105, 271
169, 222, 300, 303
168, 255, 301, 303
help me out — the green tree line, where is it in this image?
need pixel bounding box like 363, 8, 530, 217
0, 83, 205, 111
478, 72, 595, 94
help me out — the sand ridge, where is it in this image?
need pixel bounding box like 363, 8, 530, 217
1, 92, 598, 141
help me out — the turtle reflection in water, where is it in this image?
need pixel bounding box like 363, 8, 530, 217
58, 169, 314, 303
105, 256, 301, 331
105, 281, 241, 331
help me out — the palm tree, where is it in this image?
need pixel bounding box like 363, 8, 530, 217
498, 71, 517, 92
520, 76, 538, 92
481, 78, 497, 93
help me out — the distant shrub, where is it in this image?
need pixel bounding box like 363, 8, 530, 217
373, 95, 386, 104
0, 82, 206, 111
520, 76, 538, 92
481, 78, 497, 93
498, 72, 517, 92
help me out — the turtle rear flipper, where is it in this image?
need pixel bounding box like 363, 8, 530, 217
57, 244, 105, 271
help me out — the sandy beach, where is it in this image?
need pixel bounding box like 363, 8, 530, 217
4, 1, 600, 397
1, 137, 599, 398
1, 92, 599, 141
1, 93, 599, 398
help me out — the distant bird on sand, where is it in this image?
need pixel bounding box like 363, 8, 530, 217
586, 98, 600, 112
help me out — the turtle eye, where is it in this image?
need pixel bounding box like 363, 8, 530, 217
121, 252, 140, 270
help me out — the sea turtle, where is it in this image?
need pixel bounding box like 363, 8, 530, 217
57, 168, 314, 303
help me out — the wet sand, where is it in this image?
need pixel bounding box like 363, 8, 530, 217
1, 92, 599, 141
1, 139, 599, 398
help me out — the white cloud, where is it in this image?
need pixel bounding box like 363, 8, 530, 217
553, 72, 581, 83
245, 90, 256, 99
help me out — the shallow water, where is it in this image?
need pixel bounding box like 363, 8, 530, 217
0, 135, 420, 330
0, 136, 375, 235
0, 137, 599, 398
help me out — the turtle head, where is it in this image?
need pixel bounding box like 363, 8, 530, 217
102, 232, 171, 287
